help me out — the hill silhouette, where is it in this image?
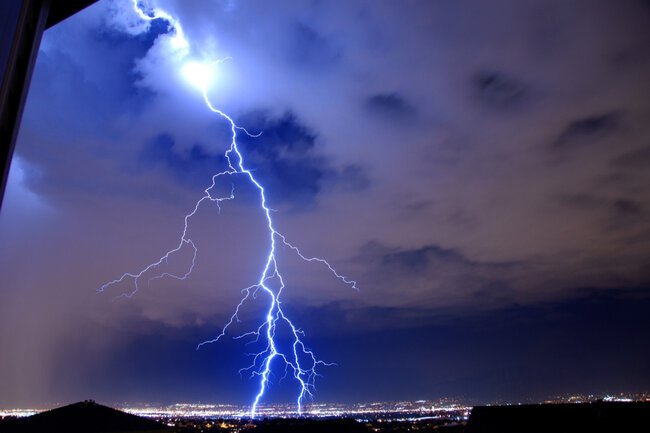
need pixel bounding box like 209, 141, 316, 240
466, 401, 650, 433
0, 400, 168, 433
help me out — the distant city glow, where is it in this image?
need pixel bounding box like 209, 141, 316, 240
3, 393, 647, 421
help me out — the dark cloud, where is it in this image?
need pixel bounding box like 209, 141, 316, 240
138, 133, 229, 188
235, 111, 326, 206
612, 198, 643, 216
352, 241, 525, 312
365, 93, 415, 120
553, 112, 621, 149
556, 193, 644, 216
382, 245, 471, 271
332, 164, 371, 192
91, 18, 172, 100
611, 145, 650, 169
474, 71, 529, 109
609, 198, 646, 230
235, 112, 371, 206
377, 243, 518, 273
286, 22, 341, 69
94, 16, 169, 54
555, 194, 646, 231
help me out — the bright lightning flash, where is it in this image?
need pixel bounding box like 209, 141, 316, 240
181, 62, 214, 90
98, 0, 358, 418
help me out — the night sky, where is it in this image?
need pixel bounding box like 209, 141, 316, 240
1, 0, 649, 408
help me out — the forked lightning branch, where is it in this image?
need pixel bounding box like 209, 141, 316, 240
98, 0, 357, 418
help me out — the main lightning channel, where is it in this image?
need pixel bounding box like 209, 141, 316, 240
99, 0, 358, 419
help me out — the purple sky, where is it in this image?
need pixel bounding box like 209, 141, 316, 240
1, 0, 649, 407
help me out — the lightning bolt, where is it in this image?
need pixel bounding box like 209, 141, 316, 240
98, 0, 358, 418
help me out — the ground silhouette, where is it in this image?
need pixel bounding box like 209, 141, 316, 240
0, 400, 168, 433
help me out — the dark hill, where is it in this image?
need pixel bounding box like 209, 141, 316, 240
466, 401, 650, 433
0, 400, 168, 433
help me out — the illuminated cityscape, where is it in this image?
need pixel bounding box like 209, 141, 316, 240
3, 393, 648, 421
2, 394, 649, 432
3, 394, 648, 432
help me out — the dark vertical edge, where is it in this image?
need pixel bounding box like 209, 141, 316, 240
46, 0, 99, 29
0, 0, 51, 211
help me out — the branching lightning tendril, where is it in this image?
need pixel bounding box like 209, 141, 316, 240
98, 0, 357, 418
